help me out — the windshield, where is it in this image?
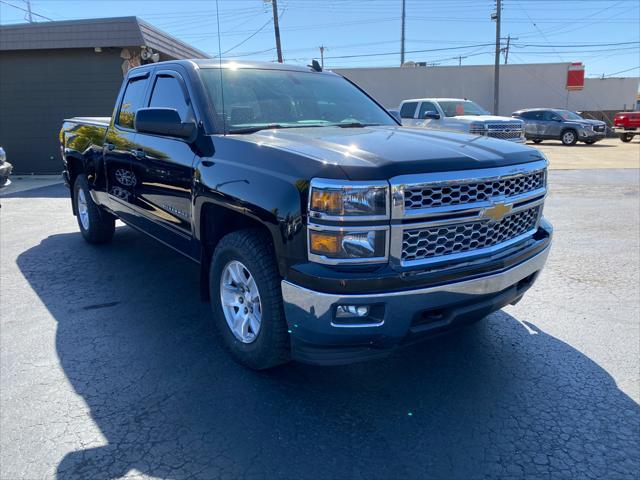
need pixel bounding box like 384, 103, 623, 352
556, 110, 583, 121
199, 67, 396, 133
438, 100, 488, 117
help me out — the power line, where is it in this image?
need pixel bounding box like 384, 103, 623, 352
605, 66, 639, 77
0, 0, 53, 21
323, 42, 496, 60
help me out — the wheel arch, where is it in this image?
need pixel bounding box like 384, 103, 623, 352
196, 198, 292, 301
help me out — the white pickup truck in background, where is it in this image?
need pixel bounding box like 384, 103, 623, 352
399, 98, 525, 143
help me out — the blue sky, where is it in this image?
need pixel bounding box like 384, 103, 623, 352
1, 0, 638, 77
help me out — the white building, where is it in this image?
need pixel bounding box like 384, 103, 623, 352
333, 63, 639, 116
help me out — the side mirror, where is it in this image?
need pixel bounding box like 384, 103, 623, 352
135, 108, 196, 140
423, 111, 440, 120
387, 109, 402, 123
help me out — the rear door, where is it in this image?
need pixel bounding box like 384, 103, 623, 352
520, 110, 544, 138
129, 68, 199, 254
400, 101, 419, 126
104, 71, 151, 219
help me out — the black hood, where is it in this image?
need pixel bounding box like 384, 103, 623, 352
232, 126, 545, 180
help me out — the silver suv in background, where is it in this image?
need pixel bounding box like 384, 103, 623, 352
399, 98, 525, 143
512, 108, 606, 145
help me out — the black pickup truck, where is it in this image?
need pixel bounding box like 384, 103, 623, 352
60, 60, 552, 369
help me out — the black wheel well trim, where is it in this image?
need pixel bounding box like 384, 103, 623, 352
196, 199, 285, 301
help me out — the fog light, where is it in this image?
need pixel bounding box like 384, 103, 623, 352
336, 305, 370, 318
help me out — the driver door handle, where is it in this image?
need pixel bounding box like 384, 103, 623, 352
131, 149, 146, 159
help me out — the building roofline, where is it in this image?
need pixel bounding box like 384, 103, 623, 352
0, 16, 210, 59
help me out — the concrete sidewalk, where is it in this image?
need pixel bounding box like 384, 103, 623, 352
0, 175, 62, 196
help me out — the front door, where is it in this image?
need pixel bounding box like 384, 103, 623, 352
416, 101, 441, 129
541, 111, 563, 138
130, 69, 198, 256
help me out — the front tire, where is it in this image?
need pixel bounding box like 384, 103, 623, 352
584, 139, 596, 145
561, 129, 577, 146
73, 174, 115, 244
620, 133, 634, 143
209, 229, 290, 370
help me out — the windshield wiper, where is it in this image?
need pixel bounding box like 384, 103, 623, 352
335, 122, 379, 128
228, 124, 286, 134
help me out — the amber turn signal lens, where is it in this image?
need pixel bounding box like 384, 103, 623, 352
310, 190, 342, 214
309, 231, 340, 254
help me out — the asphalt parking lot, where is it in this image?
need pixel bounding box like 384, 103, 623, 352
1, 144, 639, 479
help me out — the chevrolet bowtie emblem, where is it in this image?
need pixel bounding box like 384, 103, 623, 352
483, 202, 513, 222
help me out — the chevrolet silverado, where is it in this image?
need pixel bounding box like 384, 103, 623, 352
60, 60, 552, 369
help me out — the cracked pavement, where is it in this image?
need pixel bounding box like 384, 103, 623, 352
1, 169, 639, 479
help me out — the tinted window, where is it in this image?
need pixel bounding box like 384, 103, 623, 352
149, 75, 193, 121
400, 102, 418, 118
418, 102, 438, 119
117, 77, 148, 129
543, 111, 563, 121
520, 111, 543, 120
555, 110, 583, 121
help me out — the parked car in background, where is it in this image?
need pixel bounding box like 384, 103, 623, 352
613, 111, 640, 142
399, 98, 525, 143
512, 108, 606, 146
0, 146, 12, 187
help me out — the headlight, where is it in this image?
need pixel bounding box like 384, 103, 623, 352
469, 122, 486, 135
0, 148, 5, 163
309, 179, 389, 220
308, 225, 388, 264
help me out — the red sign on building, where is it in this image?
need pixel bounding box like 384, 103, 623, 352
567, 62, 585, 91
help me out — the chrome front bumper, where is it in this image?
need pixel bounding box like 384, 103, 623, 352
282, 243, 551, 364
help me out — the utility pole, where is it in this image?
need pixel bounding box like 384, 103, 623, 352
319, 46, 326, 68
270, 0, 283, 63
503, 34, 511, 64
25, 0, 33, 22
457, 55, 467, 66
492, 0, 501, 115
400, 0, 406, 66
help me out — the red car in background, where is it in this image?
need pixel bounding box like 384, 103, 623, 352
613, 111, 640, 142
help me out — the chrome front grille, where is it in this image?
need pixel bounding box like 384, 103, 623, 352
402, 206, 540, 262
404, 170, 545, 210
390, 159, 548, 268
486, 123, 524, 140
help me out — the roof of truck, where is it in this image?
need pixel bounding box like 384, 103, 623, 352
128, 59, 338, 75
186, 59, 337, 74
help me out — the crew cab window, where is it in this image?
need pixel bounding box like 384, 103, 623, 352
149, 75, 194, 122
117, 77, 148, 129
418, 102, 438, 119
400, 102, 418, 119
